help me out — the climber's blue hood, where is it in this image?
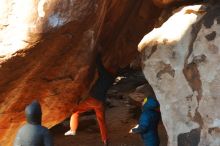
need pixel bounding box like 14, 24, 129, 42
25, 100, 42, 125
143, 97, 159, 111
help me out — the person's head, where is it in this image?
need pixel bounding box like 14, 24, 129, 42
25, 100, 42, 125
142, 97, 160, 111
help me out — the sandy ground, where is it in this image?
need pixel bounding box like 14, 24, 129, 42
51, 71, 168, 146
51, 96, 167, 146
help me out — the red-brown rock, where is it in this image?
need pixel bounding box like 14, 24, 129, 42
0, 0, 161, 145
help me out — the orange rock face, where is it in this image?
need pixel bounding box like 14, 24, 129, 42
0, 0, 161, 145
153, 0, 177, 7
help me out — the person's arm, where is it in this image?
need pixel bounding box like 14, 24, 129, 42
131, 114, 150, 134
131, 124, 148, 134
43, 129, 54, 146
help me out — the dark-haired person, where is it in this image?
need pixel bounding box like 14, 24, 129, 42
65, 55, 116, 146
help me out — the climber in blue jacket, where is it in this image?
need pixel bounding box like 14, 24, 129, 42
129, 97, 160, 146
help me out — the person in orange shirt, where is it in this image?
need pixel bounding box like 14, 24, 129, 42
65, 55, 116, 146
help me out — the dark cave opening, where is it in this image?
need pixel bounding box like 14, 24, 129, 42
50, 68, 168, 146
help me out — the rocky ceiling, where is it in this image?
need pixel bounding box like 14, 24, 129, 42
0, 0, 211, 145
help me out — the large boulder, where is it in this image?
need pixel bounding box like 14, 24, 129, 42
0, 0, 162, 145
139, 3, 220, 146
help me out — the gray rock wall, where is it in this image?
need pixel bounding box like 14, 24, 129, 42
139, 4, 220, 146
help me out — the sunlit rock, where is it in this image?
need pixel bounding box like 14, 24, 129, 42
0, 0, 162, 145
139, 3, 220, 146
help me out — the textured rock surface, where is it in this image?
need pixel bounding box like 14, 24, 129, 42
153, 0, 177, 7
0, 0, 162, 145
139, 3, 220, 146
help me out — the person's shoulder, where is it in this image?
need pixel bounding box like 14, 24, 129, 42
38, 125, 48, 130
40, 126, 51, 135
17, 124, 29, 131
15, 124, 33, 137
